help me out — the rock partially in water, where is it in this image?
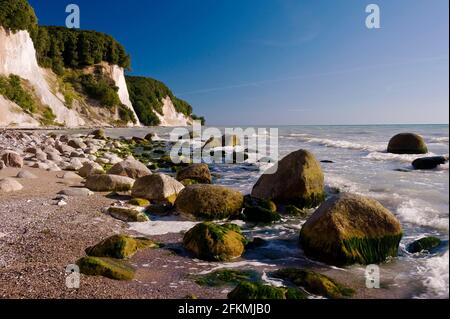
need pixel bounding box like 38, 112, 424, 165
387, 133, 428, 154
407, 236, 442, 254
228, 281, 306, 300
176, 163, 212, 184
299, 193, 403, 266
183, 222, 246, 261
412, 156, 448, 170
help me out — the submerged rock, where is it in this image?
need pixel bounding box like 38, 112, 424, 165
407, 237, 442, 254
86, 174, 135, 192
175, 184, 244, 220
183, 222, 247, 261
272, 268, 354, 299
131, 173, 184, 204
76, 256, 135, 280
299, 193, 403, 266
251, 149, 325, 209
412, 156, 448, 170
228, 281, 306, 300
107, 207, 149, 222
85, 234, 158, 259
108, 159, 152, 179
176, 163, 212, 184
387, 133, 428, 154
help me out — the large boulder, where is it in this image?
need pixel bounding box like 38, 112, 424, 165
299, 193, 403, 266
78, 162, 105, 177
76, 256, 135, 280
85, 235, 158, 259
183, 223, 247, 261
412, 156, 448, 170
251, 150, 325, 208
1, 151, 23, 168
131, 173, 184, 204
175, 184, 244, 220
387, 133, 428, 154
85, 174, 135, 192
107, 159, 152, 179
0, 178, 23, 193
176, 163, 212, 184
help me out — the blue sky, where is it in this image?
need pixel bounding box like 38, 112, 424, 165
29, 0, 449, 125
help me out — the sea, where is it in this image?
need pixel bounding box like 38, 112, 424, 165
103, 124, 449, 299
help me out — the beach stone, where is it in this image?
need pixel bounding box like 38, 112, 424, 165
59, 188, 93, 197
86, 174, 135, 192
272, 268, 354, 299
183, 223, 246, 261
299, 193, 403, 266
76, 256, 135, 280
90, 129, 106, 140
251, 149, 325, 208
16, 170, 37, 179
175, 184, 244, 220
85, 235, 157, 259
68, 138, 87, 149
0, 178, 23, 193
107, 207, 149, 222
35, 150, 47, 161
176, 163, 212, 184
242, 195, 280, 223
202, 134, 241, 150
32, 162, 49, 170
387, 133, 428, 154
0, 160, 5, 170
60, 172, 83, 180
55, 143, 75, 154
78, 162, 105, 177
128, 198, 151, 207
131, 173, 184, 204
228, 281, 304, 300
407, 237, 442, 253
46, 152, 62, 162
65, 158, 83, 171
144, 133, 155, 141
108, 159, 152, 179
412, 156, 448, 170
1, 151, 23, 168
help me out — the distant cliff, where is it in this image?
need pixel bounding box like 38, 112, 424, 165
0, 0, 202, 128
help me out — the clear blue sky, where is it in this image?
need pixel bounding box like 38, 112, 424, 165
29, 0, 449, 125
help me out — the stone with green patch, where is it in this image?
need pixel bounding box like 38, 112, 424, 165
85, 234, 158, 259
227, 281, 306, 300
407, 237, 441, 254
76, 256, 135, 280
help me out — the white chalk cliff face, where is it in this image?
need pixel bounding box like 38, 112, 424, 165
157, 96, 192, 127
0, 95, 40, 128
0, 27, 85, 127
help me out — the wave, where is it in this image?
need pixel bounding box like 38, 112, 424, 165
365, 151, 436, 164
396, 199, 449, 230
415, 251, 449, 299
288, 135, 384, 152
427, 136, 449, 144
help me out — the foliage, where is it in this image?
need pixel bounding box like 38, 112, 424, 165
0, 74, 36, 113
126, 76, 193, 126
191, 114, 206, 125
41, 106, 56, 126
0, 0, 38, 34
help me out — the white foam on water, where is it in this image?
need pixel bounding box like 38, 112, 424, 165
198, 260, 276, 275
415, 251, 449, 299
261, 271, 285, 287
128, 220, 199, 236
365, 151, 437, 163
396, 199, 449, 230
293, 136, 383, 152
427, 137, 449, 144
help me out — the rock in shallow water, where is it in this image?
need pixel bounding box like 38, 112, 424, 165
228, 281, 305, 300
299, 193, 403, 266
412, 156, 448, 170
387, 133, 428, 154
407, 236, 442, 253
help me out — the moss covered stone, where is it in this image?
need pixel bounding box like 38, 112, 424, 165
107, 207, 149, 222
272, 268, 354, 299
284, 205, 308, 217
227, 281, 306, 300
387, 133, 428, 154
176, 163, 212, 184
251, 150, 325, 209
299, 193, 403, 266
85, 234, 158, 259
407, 237, 441, 253
76, 256, 135, 280
243, 206, 281, 223
131, 173, 184, 204
183, 222, 246, 261
195, 269, 258, 287
175, 185, 244, 220
128, 198, 151, 207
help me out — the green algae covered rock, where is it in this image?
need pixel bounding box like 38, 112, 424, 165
128, 198, 151, 207
272, 268, 354, 299
407, 237, 441, 254
183, 222, 247, 261
242, 195, 280, 223
387, 133, 428, 154
76, 256, 135, 280
299, 193, 403, 266
176, 163, 212, 184
251, 150, 325, 209
85, 234, 158, 259
228, 281, 306, 300
195, 269, 258, 287
107, 207, 149, 222
175, 184, 244, 220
